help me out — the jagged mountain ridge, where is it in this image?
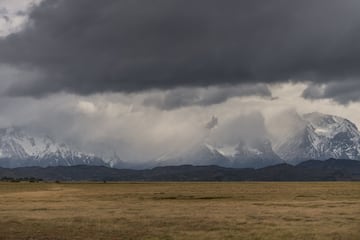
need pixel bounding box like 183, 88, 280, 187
156, 139, 283, 169
274, 112, 360, 164
0, 128, 107, 168
155, 112, 360, 168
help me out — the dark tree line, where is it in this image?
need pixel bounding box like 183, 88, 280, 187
1, 177, 43, 182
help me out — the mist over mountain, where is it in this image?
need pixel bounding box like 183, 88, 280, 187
156, 138, 284, 169
152, 112, 360, 168
0, 112, 359, 169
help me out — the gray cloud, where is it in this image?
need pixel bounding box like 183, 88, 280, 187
1, 0, 360, 97
203, 112, 277, 169
302, 83, 325, 100
143, 84, 271, 110
0, 92, 210, 162
0, 8, 8, 15
302, 81, 360, 104
209, 112, 268, 147
0, 8, 9, 24
205, 116, 218, 130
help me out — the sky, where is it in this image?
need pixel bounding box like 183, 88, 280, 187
1, 0, 360, 163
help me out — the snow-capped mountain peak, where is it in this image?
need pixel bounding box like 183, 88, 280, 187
304, 112, 359, 139
0, 127, 106, 168
155, 138, 283, 169
274, 112, 360, 164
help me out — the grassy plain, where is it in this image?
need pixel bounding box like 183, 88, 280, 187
0, 182, 359, 240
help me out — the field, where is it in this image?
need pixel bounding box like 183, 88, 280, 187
0, 182, 359, 240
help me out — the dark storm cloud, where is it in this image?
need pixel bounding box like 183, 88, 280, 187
143, 84, 271, 110
302, 81, 360, 104
1, 0, 360, 96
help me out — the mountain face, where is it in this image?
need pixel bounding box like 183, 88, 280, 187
0, 128, 107, 168
156, 144, 231, 167
156, 139, 283, 169
274, 112, 360, 164
228, 139, 284, 168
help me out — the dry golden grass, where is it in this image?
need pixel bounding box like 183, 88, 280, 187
0, 182, 359, 240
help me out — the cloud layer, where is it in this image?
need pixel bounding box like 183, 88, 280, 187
143, 84, 272, 110
302, 81, 360, 104
1, 0, 360, 98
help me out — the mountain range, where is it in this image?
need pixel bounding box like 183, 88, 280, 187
1, 112, 360, 169
155, 112, 360, 168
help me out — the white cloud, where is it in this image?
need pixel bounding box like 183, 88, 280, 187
77, 100, 97, 114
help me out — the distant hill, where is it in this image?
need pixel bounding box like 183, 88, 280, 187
0, 159, 359, 181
